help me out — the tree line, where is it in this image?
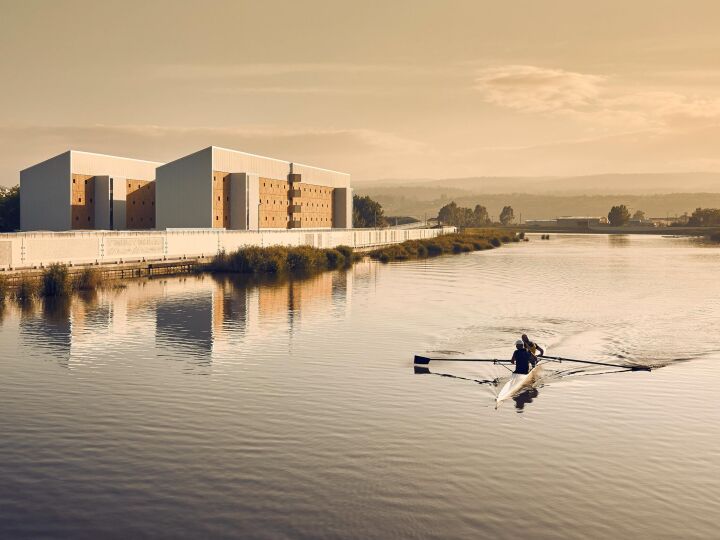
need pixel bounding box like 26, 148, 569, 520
0, 185, 19, 232
607, 204, 720, 226
437, 201, 515, 227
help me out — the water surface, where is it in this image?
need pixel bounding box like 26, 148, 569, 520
1, 234, 718, 539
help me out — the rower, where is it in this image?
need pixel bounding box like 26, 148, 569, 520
511, 339, 533, 374
521, 334, 544, 366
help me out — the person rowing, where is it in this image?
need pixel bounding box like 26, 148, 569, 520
521, 334, 544, 366
510, 339, 534, 374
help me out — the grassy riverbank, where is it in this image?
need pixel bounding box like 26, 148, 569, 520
206, 245, 359, 274
368, 230, 520, 263
0, 264, 104, 303
0, 231, 524, 305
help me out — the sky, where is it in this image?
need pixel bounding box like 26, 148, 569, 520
2, 0, 720, 185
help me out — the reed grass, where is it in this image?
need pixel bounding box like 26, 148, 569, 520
209, 244, 360, 275
16, 275, 40, 301
0, 274, 7, 303
368, 231, 516, 263
75, 267, 103, 290
41, 263, 72, 297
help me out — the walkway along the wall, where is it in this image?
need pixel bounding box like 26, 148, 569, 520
0, 227, 455, 271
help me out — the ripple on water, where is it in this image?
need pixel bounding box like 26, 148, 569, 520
1, 234, 720, 539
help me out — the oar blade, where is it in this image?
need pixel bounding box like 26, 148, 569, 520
414, 355, 431, 365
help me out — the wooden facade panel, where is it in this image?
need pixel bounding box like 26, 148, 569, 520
71, 174, 95, 229
259, 177, 290, 229
294, 182, 333, 228
212, 171, 231, 229
126, 179, 156, 229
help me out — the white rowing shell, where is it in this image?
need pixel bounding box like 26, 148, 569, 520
496, 365, 540, 402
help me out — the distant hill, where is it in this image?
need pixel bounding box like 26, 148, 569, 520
355, 190, 720, 222
356, 172, 720, 195
354, 172, 720, 220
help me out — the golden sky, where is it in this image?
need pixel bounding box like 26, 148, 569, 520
2, 0, 720, 184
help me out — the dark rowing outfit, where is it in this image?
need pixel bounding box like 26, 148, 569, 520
511, 348, 534, 374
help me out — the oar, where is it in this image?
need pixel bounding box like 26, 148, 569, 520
541, 355, 651, 371
414, 355, 512, 365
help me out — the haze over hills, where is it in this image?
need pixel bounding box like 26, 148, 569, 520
356, 172, 720, 195
355, 172, 720, 220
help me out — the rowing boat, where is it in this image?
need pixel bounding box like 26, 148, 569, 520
496, 363, 541, 402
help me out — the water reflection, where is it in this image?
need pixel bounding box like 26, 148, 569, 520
11, 265, 360, 370
608, 234, 631, 247
512, 387, 539, 412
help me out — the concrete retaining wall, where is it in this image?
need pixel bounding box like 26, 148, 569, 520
0, 227, 455, 270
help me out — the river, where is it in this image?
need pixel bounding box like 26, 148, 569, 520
1, 234, 718, 539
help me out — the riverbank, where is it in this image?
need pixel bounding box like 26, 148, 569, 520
368, 230, 521, 262
0, 227, 454, 271
0, 229, 524, 304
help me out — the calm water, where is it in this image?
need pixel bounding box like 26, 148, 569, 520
1, 234, 719, 539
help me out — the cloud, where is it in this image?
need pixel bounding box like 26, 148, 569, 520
474, 65, 605, 113
475, 64, 720, 131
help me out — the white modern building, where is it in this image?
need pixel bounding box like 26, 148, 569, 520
156, 146, 352, 230
20, 150, 163, 231
20, 147, 353, 232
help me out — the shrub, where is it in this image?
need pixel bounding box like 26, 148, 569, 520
490, 237, 502, 247
42, 263, 72, 297
16, 275, 39, 301
335, 245, 353, 260
0, 274, 7, 303
324, 249, 346, 269
76, 268, 102, 290
226, 246, 288, 273
286, 246, 325, 272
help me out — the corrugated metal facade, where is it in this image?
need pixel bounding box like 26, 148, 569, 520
70, 151, 162, 181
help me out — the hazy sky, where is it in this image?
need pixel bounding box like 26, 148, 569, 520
2, 0, 720, 184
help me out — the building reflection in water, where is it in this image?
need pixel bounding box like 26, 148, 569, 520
13, 264, 366, 371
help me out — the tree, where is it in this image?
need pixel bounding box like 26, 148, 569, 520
473, 204, 490, 225
438, 201, 459, 225
499, 205, 515, 225
632, 210, 646, 221
688, 207, 720, 226
608, 204, 631, 226
0, 185, 20, 232
352, 195, 387, 228
437, 201, 492, 227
